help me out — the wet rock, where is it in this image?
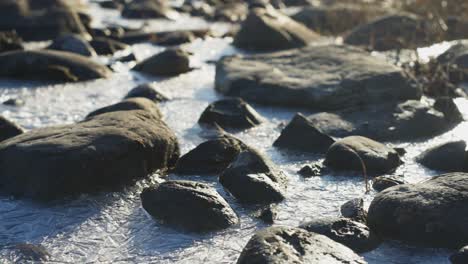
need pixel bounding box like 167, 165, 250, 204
153, 30, 195, 46
215, 45, 421, 109
340, 198, 367, 223
446, 17, 468, 41
0, 31, 23, 53
86, 97, 162, 119
0, 115, 24, 142
274, 113, 335, 153
344, 14, 441, 51
372, 176, 406, 192
325, 136, 402, 175
0, 50, 111, 82
368, 172, 468, 248
219, 149, 286, 204
3, 98, 25, 107
291, 4, 387, 35
301, 217, 380, 253
115, 52, 137, 63
298, 163, 323, 177
141, 180, 239, 232
237, 226, 366, 264
198, 98, 263, 130
99, 0, 123, 10
90, 37, 129, 55
48, 34, 97, 57
124, 83, 169, 103
306, 99, 462, 141
118, 29, 210, 44
133, 48, 192, 77
450, 245, 468, 264
0, 107, 180, 200
256, 205, 277, 224
122, 0, 177, 19
175, 135, 248, 175
13, 244, 51, 262
233, 7, 319, 51
437, 41, 468, 82
416, 141, 466, 172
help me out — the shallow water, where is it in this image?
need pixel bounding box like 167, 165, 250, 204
0, 1, 466, 263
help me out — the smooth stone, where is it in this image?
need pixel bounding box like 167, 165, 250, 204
233, 7, 319, 51
325, 136, 402, 175
122, 0, 177, 19
0, 50, 111, 82
141, 180, 239, 232
298, 163, 323, 177
340, 198, 367, 223
117, 29, 211, 44
0, 115, 24, 142
133, 48, 191, 77
256, 205, 277, 224
175, 135, 249, 175
198, 98, 263, 130
215, 45, 421, 110
48, 34, 97, 57
3, 98, 24, 106
237, 226, 366, 264
300, 217, 381, 253
368, 172, 468, 248
86, 97, 162, 119
372, 176, 406, 192
274, 113, 335, 153
416, 141, 467, 172
90, 37, 128, 55
219, 149, 286, 204
124, 83, 169, 103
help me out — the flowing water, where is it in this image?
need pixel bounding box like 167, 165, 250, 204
0, 1, 466, 263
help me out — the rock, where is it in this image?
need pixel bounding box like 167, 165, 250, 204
140, 180, 239, 232
237, 226, 366, 264
122, 0, 177, 19
372, 176, 406, 192
291, 4, 387, 35
90, 37, 128, 55
175, 135, 248, 175
124, 83, 169, 103
215, 45, 421, 109
340, 198, 367, 223
325, 136, 402, 175
219, 149, 286, 204
306, 99, 462, 141
86, 97, 162, 119
117, 29, 211, 44
437, 41, 468, 82
450, 245, 468, 264
0, 108, 180, 200
213, 2, 248, 23
344, 14, 441, 51
416, 141, 466, 172
301, 217, 380, 253
274, 113, 335, 153
99, 0, 123, 10
48, 34, 97, 57
198, 98, 263, 130
446, 17, 468, 41
133, 48, 192, 77
0, 116, 24, 142
153, 30, 195, 46
298, 163, 323, 177
256, 205, 277, 224
0, 50, 111, 82
233, 7, 319, 51
12, 244, 51, 262
367, 172, 468, 248
0, 0, 29, 19
0, 31, 23, 53
3, 98, 24, 106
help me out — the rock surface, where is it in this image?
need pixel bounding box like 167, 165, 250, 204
325, 136, 402, 175
86, 97, 162, 119
0, 31, 23, 53
141, 180, 239, 232
372, 176, 406, 192
122, 0, 177, 19
368, 172, 468, 248
340, 198, 367, 223
416, 141, 466, 172
0, 50, 111, 82
215, 45, 421, 109
124, 83, 169, 102
237, 226, 366, 264
0, 115, 24, 142
437, 41, 468, 82
90, 37, 128, 55
198, 98, 263, 129
233, 7, 319, 51
133, 48, 191, 77
48, 34, 97, 57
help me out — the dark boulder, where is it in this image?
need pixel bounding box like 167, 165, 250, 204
90, 37, 129, 55
3, 98, 25, 106
152, 30, 195, 46
368, 172, 468, 248
416, 141, 466, 172
122, 0, 177, 19
372, 176, 406, 192
215, 45, 421, 109
256, 205, 277, 224
0, 108, 180, 200
0, 31, 23, 53
298, 163, 323, 177
344, 14, 441, 51
141, 180, 239, 232
48, 34, 96, 57
450, 245, 468, 264
340, 198, 367, 223
237, 226, 366, 264
300, 217, 381, 253
198, 98, 263, 130
437, 41, 468, 82
86, 97, 162, 119
124, 83, 169, 102
274, 113, 335, 153
133, 48, 192, 77
0, 115, 24, 142
175, 135, 248, 175
117, 29, 211, 45
325, 136, 402, 175
233, 7, 319, 51
219, 149, 286, 204
0, 50, 111, 82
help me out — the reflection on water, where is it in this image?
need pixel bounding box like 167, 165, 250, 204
0, 2, 464, 263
